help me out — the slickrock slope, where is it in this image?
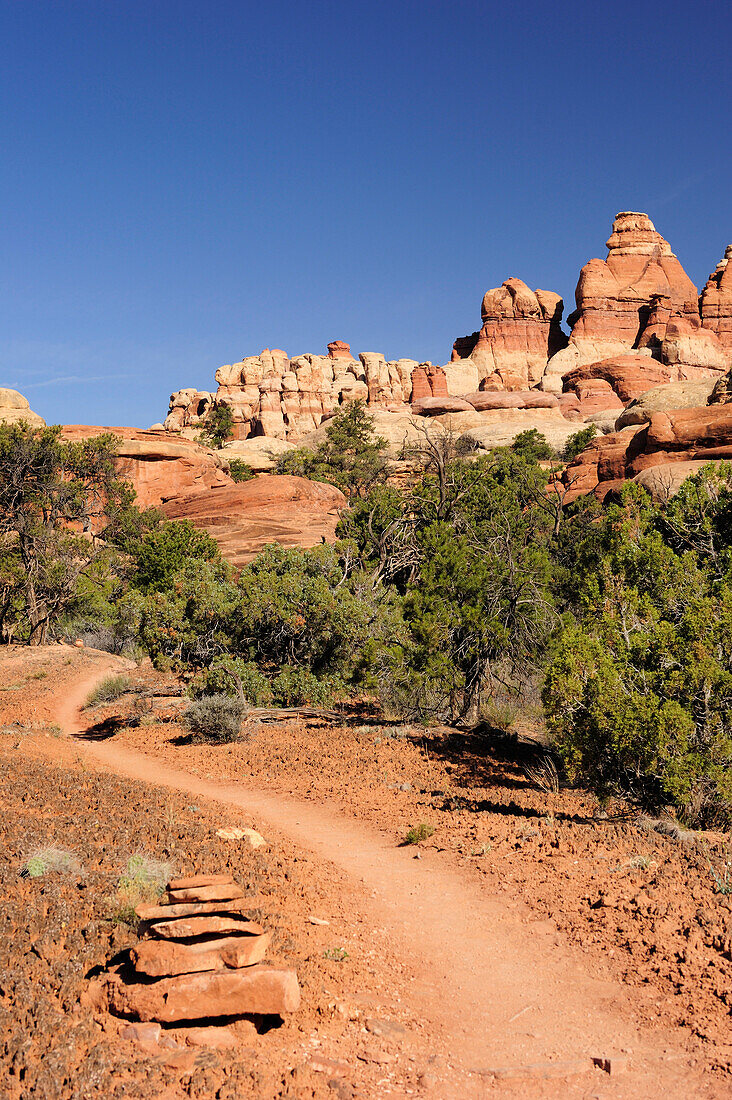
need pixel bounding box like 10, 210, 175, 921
0, 387, 45, 428
60, 426, 231, 508
161, 475, 347, 567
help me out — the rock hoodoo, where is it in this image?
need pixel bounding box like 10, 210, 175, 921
166, 347, 436, 441
452, 279, 567, 390
700, 245, 732, 363
541, 212, 724, 391
160, 212, 730, 464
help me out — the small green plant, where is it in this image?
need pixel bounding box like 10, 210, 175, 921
113, 853, 172, 925
403, 823, 435, 845
85, 674, 132, 707
628, 855, 653, 871
705, 843, 732, 896
323, 946, 349, 962
21, 847, 81, 878
229, 459, 255, 483
562, 424, 597, 462
182, 694, 249, 743
199, 403, 235, 448
28, 669, 48, 681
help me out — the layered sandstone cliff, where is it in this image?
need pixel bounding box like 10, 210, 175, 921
162, 212, 730, 452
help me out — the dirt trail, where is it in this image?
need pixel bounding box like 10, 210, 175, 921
51, 659, 713, 1097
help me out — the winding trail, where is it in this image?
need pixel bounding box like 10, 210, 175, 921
53, 658, 712, 1097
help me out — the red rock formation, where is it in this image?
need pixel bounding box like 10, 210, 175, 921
542, 213, 701, 390
410, 364, 448, 402
700, 245, 732, 363
452, 279, 567, 390
161, 475, 347, 568
327, 340, 353, 359
60, 426, 231, 509
561, 404, 732, 502
561, 354, 672, 416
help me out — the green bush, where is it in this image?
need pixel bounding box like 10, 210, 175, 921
85, 674, 132, 707
270, 665, 345, 707
274, 401, 387, 499
511, 429, 554, 462
562, 424, 597, 462
403, 823, 434, 845
229, 459, 255, 483
182, 694, 249, 743
198, 403, 234, 448
189, 657, 274, 706
544, 477, 732, 824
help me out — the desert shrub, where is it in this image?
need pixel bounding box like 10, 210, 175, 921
131, 559, 239, 667
0, 423, 139, 645
511, 429, 554, 462
114, 853, 172, 925
274, 401, 387, 499
233, 544, 380, 680
403, 823, 434, 845
189, 657, 274, 706
132, 520, 222, 594
22, 847, 81, 878
544, 479, 732, 823
85, 674, 132, 707
562, 424, 597, 462
270, 665, 345, 707
229, 459, 255, 483
198, 403, 234, 448
182, 694, 248, 743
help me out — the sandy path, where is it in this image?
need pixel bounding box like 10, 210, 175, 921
50, 659, 713, 1097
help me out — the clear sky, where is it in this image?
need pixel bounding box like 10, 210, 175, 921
2, 0, 731, 428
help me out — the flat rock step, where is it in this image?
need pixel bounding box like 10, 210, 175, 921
136, 895, 263, 921
109, 965, 301, 1022
168, 874, 235, 890
166, 883, 245, 904
147, 915, 265, 940
132, 932, 271, 976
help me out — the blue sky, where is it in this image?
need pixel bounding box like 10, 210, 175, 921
2, 0, 731, 427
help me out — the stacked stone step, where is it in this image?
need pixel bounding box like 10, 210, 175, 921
108, 873, 300, 1022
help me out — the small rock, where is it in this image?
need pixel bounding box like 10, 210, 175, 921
146, 914, 264, 940
592, 1055, 629, 1076
168, 873, 234, 890
309, 1055, 350, 1076
308, 915, 330, 926
120, 1022, 161, 1044
184, 1025, 238, 1051
216, 826, 267, 847
365, 1018, 406, 1038
328, 1081, 355, 1099
357, 1049, 395, 1064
